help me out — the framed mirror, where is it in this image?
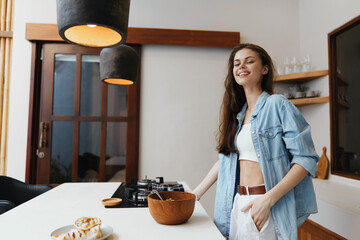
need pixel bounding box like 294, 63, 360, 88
328, 15, 360, 180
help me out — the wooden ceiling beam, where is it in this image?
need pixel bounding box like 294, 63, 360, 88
25, 23, 240, 48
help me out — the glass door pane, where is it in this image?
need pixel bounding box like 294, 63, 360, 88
50, 121, 73, 184
53, 54, 76, 115
78, 122, 101, 182
80, 55, 102, 116
108, 84, 128, 117
106, 122, 127, 181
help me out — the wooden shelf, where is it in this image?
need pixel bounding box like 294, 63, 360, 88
290, 96, 329, 106
275, 70, 329, 107
274, 70, 328, 83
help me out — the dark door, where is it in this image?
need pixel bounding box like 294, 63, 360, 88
34, 43, 140, 184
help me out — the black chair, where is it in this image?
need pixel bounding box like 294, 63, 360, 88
0, 176, 52, 214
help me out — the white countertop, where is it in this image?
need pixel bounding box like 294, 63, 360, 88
312, 178, 360, 215
0, 182, 225, 240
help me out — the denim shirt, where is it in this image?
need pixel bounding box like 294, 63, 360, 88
214, 91, 319, 240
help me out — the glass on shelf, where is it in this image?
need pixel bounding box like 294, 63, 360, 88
279, 54, 313, 75
301, 54, 312, 72
283, 57, 292, 74
290, 56, 302, 73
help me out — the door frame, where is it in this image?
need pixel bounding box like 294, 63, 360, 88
26, 42, 141, 184
26, 43, 43, 184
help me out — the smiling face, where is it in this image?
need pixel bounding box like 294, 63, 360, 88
233, 48, 269, 90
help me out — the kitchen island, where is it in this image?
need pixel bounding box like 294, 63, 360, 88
0, 182, 225, 239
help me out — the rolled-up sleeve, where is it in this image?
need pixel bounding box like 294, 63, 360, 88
280, 100, 319, 177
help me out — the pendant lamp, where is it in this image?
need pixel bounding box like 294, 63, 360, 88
56, 0, 130, 47
100, 45, 139, 85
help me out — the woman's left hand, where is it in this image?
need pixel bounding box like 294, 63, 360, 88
241, 195, 272, 231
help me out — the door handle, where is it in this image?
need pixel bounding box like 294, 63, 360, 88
38, 122, 48, 148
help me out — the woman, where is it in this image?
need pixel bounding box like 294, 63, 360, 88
192, 43, 319, 240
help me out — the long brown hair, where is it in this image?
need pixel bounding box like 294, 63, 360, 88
217, 43, 275, 155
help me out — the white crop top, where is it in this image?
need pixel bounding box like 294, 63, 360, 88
236, 123, 258, 162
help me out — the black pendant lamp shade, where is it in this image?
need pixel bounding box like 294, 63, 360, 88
56, 0, 130, 47
100, 45, 139, 85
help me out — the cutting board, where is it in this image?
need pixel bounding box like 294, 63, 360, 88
316, 147, 329, 179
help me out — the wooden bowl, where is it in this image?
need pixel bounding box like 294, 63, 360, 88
147, 191, 195, 225
101, 198, 122, 206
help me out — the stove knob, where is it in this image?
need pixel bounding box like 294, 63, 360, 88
156, 177, 164, 183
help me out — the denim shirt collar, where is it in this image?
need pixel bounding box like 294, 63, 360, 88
236, 91, 270, 121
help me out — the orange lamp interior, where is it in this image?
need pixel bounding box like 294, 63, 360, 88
104, 78, 134, 85
64, 25, 122, 47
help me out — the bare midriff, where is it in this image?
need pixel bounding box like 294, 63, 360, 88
239, 159, 265, 186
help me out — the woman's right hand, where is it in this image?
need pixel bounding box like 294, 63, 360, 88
241, 194, 272, 231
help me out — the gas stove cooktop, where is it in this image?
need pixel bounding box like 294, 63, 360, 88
105, 177, 184, 208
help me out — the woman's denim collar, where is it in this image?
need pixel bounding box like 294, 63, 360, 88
236, 91, 270, 120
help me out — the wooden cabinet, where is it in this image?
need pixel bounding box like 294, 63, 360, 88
274, 70, 329, 107
298, 219, 346, 240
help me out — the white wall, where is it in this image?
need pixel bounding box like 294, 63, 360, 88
7, 0, 300, 219
131, 0, 300, 218
299, 1, 360, 239
7, 0, 360, 238
138, 44, 228, 215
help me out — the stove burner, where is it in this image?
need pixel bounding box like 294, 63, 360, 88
151, 183, 184, 192
137, 179, 152, 186
106, 177, 184, 208
132, 190, 151, 202
137, 176, 163, 187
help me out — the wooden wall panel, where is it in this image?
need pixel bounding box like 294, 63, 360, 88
0, 30, 12, 38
